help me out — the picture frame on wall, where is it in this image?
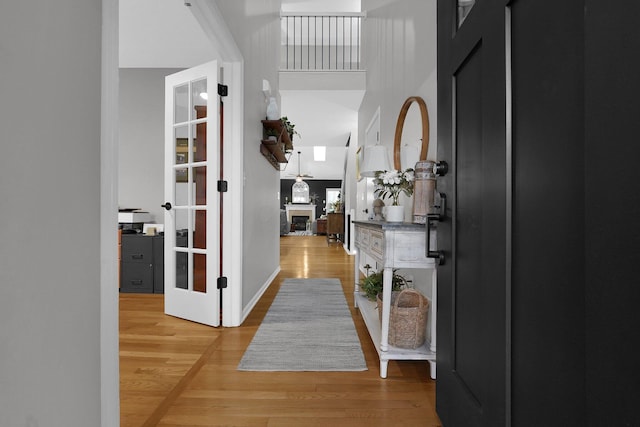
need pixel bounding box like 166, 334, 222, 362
356, 146, 364, 181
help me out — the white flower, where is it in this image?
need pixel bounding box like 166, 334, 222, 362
373, 168, 415, 206
381, 170, 399, 185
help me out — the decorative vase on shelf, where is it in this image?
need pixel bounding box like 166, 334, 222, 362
266, 97, 279, 120
383, 205, 404, 222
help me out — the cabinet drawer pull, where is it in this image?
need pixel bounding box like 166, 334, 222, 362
130, 280, 143, 286
131, 254, 144, 260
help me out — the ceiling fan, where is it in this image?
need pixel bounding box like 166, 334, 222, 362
287, 151, 314, 181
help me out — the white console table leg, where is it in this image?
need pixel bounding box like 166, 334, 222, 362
353, 248, 360, 308
380, 360, 389, 378
380, 267, 393, 353
428, 360, 436, 380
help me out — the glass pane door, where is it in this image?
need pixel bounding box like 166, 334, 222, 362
164, 61, 220, 327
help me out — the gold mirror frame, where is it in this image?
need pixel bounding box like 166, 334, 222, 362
393, 96, 430, 170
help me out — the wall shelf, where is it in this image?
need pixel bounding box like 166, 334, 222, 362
261, 119, 293, 170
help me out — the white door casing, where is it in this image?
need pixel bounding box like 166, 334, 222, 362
359, 107, 381, 221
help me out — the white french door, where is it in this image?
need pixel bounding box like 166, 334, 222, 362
163, 61, 220, 327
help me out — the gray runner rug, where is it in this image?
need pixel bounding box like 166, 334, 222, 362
238, 278, 367, 371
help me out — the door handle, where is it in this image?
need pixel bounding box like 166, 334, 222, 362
426, 193, 446, 265
161, 202, 172, 211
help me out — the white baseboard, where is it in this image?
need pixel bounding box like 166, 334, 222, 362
240, 266, 281, 324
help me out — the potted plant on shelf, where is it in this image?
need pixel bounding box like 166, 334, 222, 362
359, 268, 409, 301
264, 127, 279, 141
281, 116, 300, 151
262, 126, 285, 154
373, 168, 415, 222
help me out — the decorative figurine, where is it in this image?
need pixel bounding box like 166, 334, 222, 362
372, 198, 385, 221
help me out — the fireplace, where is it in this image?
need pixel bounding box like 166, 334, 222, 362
285, 204, 316, 225
291, 215, 310, 231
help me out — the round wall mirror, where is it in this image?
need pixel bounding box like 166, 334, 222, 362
393, 96, 430, 170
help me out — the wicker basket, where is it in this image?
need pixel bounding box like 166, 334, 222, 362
377, 288, 429, 349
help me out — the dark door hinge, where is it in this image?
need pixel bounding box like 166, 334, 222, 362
217, 180, 228, 192
217, 277, 228, 289
218, 84, 228, 97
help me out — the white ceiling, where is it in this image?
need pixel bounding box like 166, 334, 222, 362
119, 0, 362, 180
119, 0, 213, 68
279, 82, 364, 179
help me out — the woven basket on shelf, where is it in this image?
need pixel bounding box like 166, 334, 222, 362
377, 288, 429, 349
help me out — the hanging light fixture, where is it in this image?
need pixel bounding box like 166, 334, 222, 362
288, 151, 314, 181
291, 153, 311, 203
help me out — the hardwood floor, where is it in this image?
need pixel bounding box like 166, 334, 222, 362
120, 235, 441, 426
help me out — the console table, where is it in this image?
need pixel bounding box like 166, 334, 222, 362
353, 220, 437, 379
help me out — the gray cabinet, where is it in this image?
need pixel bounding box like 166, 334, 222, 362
120, 234, 164, 293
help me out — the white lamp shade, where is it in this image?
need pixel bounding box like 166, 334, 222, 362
360, 145, 391, 177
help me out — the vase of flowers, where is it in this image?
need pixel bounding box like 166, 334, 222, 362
373, 169, 414, 222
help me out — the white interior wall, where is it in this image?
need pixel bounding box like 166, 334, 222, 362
0, 1, 103, 425
119, 68, 183, 222
214, 0, 283, 315
358, 0, 438, 306
360, 0, 437, 165
119, 0, 214, 68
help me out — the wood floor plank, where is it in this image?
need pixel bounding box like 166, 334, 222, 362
120, 236, 441, 426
